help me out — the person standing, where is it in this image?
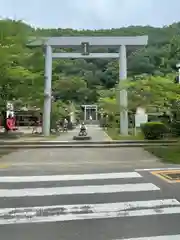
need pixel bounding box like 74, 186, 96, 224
63, 118, 68, 132
89, 115, 92, 124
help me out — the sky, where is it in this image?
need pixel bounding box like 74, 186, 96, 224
0, 0, 180, 29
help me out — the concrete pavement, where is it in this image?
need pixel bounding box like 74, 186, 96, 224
0, 125, 173, 172
55, 124, 112, 141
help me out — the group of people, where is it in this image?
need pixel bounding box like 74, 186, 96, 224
55, 118, 69, 132
32, 117, 87, 134
32, 118, 41, 134
1, 112, 89, 134
31, 117, 69, 134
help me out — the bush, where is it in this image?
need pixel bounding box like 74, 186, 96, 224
170, 120, 180, 137
140, 122, 168, 140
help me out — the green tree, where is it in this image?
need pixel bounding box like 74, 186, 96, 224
119, 75, 180, 113
2, 18, 180, 118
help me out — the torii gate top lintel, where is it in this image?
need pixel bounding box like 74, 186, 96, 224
27, 35, 148, 48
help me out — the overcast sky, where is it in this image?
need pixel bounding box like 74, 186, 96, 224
0, 0, 179, 29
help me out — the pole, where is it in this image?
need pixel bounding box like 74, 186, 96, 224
43, 45, 52, 136
119, 45, 128, 135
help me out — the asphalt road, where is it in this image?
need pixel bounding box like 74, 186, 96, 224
0, 126, 180, 239
0, 168, 180, 240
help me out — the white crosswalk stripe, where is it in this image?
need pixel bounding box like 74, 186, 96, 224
0, 171, 179, 239
0, 172, 142, 182
0, 199, 179, 224
0, 183, 160, 197
115, 235, 180, 240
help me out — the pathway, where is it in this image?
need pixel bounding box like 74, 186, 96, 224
55, 124, 111, 141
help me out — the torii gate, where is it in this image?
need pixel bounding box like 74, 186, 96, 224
27, 36, 148, 136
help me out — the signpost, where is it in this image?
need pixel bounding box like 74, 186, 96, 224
81, 42, 89, 55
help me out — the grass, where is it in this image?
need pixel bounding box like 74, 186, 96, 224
0, 150, 14, 158
145, 145, 180, 164
106, 127, 144, 140
106, 127, 180, 164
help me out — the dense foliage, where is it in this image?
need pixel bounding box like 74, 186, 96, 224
140, 122, 169, 140
1, 19, 180, 119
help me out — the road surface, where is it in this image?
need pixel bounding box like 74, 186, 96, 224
0, 125, 180, 239
0, 169, 180, 239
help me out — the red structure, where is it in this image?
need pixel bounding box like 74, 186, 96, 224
6, 115, 17, 131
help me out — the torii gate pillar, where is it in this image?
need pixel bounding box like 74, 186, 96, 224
119, 45, 128, 135
43, 45, 52, 136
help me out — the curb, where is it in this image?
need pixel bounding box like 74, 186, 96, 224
0, 142, 178, 149
0, 139, 178, 145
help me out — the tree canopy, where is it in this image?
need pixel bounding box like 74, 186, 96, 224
1, 19, 180, 117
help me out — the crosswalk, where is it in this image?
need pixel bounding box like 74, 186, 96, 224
0, 171, 180, 239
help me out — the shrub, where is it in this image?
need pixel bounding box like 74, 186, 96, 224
140, 121, 168, 140
170, 120, 180, 137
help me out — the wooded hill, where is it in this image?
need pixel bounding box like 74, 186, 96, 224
0, 19, 180, 115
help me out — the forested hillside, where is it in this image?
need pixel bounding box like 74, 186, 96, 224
0, 19, 180, 114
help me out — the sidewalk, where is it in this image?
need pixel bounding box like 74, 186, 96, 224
0, 125, 113, 168
0, 125, 111, 142
55, 125, 112, 141
0, 127, 76, 142
82, 125, 112, 141
0, 125, 168, 173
